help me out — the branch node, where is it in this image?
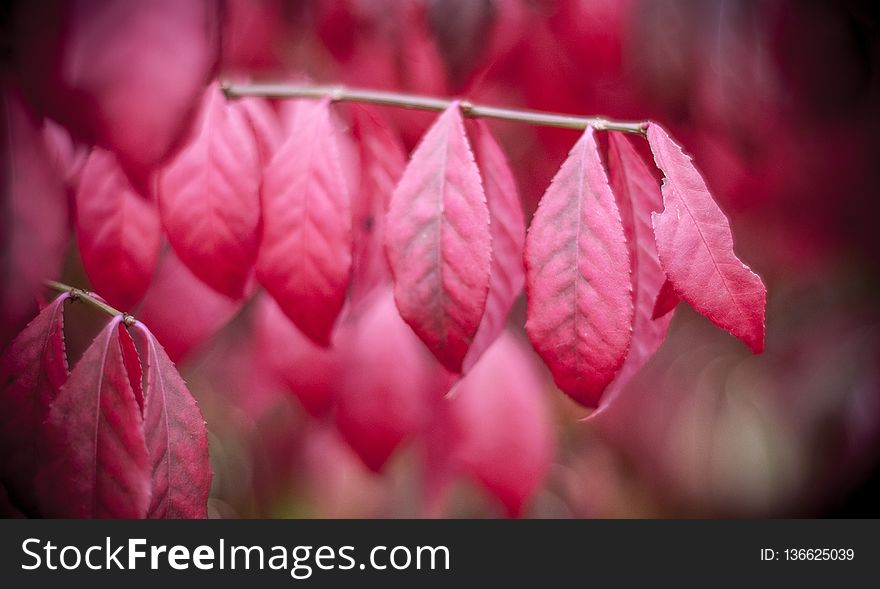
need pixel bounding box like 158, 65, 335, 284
329, 86, 346, 102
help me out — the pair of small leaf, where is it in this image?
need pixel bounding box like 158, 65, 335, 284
526, 124, 766, 407
0, 294, 210, 518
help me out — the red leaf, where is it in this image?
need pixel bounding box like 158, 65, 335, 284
385, 103, 492, 373
277, 98, 307, 134
12, 0, 220, 177
221, 0, 286, 72
349, 106, 407, 308
646, 123, 766, 352
43, 118, 88, 190
239, 96, 284, 166
258, 99, 352, 346
132, 321, 211, 518
301, 424, 387, 517
0, 293, 69, 514
1, 87, 69, 347
159, 85, 262, 299
119, 322, 144, 412
426, 331, 553, 517
524, 128, 633, 407
37, 317, 151, 518
254, 295, 343, 418
462, 120, 525, 372
335, 292, 439, 472
393, 3, 450, 147
136, 249, 241, 363
75, 148, 161, 310
652, 279, 679, 319
599, 132, 674, 405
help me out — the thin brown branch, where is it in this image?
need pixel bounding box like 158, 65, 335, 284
222, 83, 647, 135
44, 280, 135, 326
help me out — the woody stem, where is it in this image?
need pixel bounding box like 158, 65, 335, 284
44, 280, 135, 326
221, 83, 648, 135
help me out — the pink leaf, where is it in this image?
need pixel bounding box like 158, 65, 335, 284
598, 132, 675, 407
335, 292, 439, 472
239, 96, 284, 166
524, 128, 633, 407
12, 0, 220, 177
119, 322, 144, 412
426, 331, 553, 517
132, 321, 211, 518
348, 107, 408, 309
221, 0, 286, 72
136, 248, 241, 363
159, 84, 262, 299
1, 87, 69, 347
652, 279, 679, 319
254, 295, 343, 418
43, 118, 88, 190
258, 99, 352, 346
301, 424, 387, 517
646, 123, 766, 352
385, 103, 492, 373
37, 317, 151, 518
462, 120, 525, 372
0, 293, 69, 514
75, 148, 162, 310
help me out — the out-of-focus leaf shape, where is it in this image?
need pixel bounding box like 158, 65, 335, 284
75, 148, 161, 310
335, 291, 439, 473
159, 84, 261, 299
11, 0, 221, 179
136, 249, 241, 363
254, 295, 343, 418
258, 99, 351, 346
426, 331, 554, 517
1, 87, 69, 346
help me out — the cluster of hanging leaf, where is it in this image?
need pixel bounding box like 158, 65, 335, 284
1, 71, 766, 517
98, 81, 766, 408
1, 0, 769, 517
